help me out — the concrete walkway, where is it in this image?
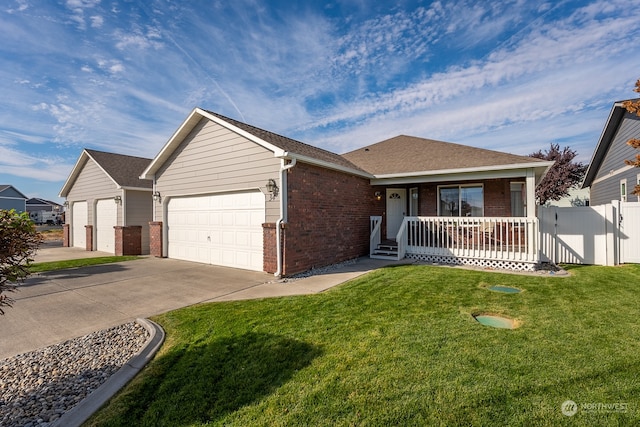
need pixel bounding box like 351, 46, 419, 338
1, 247, 403, 360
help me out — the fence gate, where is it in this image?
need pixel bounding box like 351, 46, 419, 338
539, 205, 609, 265
620, 202, 640, 263
539, 202, 639, 266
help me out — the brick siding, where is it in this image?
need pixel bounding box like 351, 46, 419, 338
149, 221, 163, 257
62, 224, 70, 247
85, 225, 93, 251
115, 226, 142, 256
262, 223, 278, 273
283, 162, 377, 276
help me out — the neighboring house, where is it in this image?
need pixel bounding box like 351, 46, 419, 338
26, 198, 64, 224
0, 185, 27, 212
583, 99, 640, 205
59, 149, 153, 255
141, 108, 552, 275
546, 187, 590, 207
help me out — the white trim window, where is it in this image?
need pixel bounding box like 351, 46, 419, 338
510, 182, 526, 217
621, 179, 628, 202
409, 187, 419, 216
438, 184, 484, 217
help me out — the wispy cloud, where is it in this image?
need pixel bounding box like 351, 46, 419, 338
1, 0, 640, 201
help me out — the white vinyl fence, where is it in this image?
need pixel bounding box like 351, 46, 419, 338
539, 201, 640, 265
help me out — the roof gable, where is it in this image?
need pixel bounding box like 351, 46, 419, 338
60, 149, 153, 197
342, 135, 550, 176
0, 185, 28, 199
141, 108, 370, 179
26, 198, 62, 207
204, 110, 366, 173
583, 99, 640, 188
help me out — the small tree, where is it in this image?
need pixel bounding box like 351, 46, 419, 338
529, 143, 587, 205
0, 209, 42, 315
621, 79, 640, 196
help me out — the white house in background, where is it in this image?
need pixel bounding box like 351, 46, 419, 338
546, 187, 590, 207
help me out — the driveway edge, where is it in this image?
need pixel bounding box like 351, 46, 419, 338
52, 318, 165, 427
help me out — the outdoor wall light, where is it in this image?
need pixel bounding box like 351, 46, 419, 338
266, 179, 279, 201
374, 191, 382, 201
63, 201, 69, 208
153, 191, 161, 202
114, 195, 122, 204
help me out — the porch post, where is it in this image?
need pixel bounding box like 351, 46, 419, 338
526, 169, 536, 218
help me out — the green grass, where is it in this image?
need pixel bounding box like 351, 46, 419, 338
30, 256, 140, 273
87, 264, 640, 426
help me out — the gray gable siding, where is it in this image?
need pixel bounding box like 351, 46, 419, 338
591, 168, 640, 205
126, 190, 152, 254
594, 113, 640, 181
0, 186, 27, 212
0, 186, 26, 199
67, 158, 120, 227
590, 113, 640, 206
155, 118, 281, 221
0, 199, 26, 212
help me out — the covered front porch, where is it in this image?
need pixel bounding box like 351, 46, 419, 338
370, 215, 539, 271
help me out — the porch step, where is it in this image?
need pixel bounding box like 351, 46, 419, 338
371, 242, 399, 259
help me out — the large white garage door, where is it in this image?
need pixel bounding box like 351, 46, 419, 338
167, 191, 265, 271
96, 199, 117, 253
72, 201, 88, 248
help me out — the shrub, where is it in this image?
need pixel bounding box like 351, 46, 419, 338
0, 209, 42, 315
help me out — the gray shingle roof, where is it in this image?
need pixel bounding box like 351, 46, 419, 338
85, 149, 153, 189
342, 135, 547, 175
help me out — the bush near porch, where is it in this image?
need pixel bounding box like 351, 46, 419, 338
88, 264, 640, 426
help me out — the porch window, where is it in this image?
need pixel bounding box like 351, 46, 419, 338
438, 185, 483, 217
510, 182, 526, 217
409, 187, 419, 216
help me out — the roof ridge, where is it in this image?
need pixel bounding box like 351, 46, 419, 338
85, 148, 153, 161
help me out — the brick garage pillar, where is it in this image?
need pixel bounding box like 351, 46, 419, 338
114, 226, 142, 256
85, 225, 93, 251
149, 221, 163, 257
62, 224, 70, 247
262, 223, 278, 273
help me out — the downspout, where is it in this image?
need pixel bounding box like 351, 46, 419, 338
274, 158, 297, 277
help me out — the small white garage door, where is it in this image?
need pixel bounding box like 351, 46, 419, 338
96, 199, 117, 253
72, 201, 88, 248
167, 191, 265, 271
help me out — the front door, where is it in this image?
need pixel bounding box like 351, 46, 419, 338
386, 188, 406, 239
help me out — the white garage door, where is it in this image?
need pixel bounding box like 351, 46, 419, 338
167, 191, 265, 271
72, 201, 88, 248
96, 199, 117, 253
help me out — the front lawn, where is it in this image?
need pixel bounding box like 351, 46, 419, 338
88, 264, 640, 426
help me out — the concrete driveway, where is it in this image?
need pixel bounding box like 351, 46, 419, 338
1, 248, 397, 360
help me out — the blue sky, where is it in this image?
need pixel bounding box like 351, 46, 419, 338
2, 0, 640, 203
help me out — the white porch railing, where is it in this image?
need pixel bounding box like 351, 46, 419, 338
370, 216, 382, 256
371, 216, 540, 268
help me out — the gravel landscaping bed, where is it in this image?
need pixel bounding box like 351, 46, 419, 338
0, 322, 148, 426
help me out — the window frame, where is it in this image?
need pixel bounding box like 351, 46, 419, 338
409, 187, 419, 216
437, 184, 484, 217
